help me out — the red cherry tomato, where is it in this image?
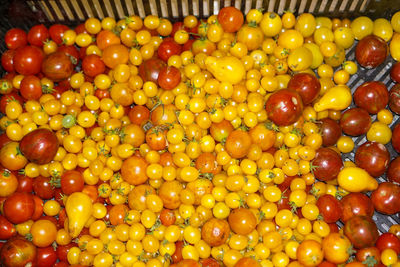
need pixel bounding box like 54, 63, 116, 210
27, 24, 49, 47
5, 28, 27, 50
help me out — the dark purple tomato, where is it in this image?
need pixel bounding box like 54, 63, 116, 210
320, 118, 341, 147
265, 89, 303, 126
387, 156, 400, 183
354, 141, 390, 177
316, 194, 342, 223
371, 182, 400, 215
344, 215, 379, 249
340, 108, 371, 136
287, 73, 321, 105
389, 83, 400, 114
355, 35, 388, 68
312, 147, 343, 181
353, 81, 389, 114
340, 192, 374, 223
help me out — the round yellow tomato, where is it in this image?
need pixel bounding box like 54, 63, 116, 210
295, 13, 316, 37
287, 46, 313, 71
351, 16, 373, 40
278, 30, 304, 49
373, 18, 393, 42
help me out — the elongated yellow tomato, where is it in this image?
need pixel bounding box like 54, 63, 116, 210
313, 85, 351, 112
337, 167, 378, 193
205, 56, 245, 84
390, 33, 400, 61
304, 43, 323, 69
66, 192, 93, 238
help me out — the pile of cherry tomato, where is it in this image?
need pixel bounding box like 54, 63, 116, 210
0, 5, 400, 267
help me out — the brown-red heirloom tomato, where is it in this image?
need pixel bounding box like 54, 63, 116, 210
158, 66, 181, 90
287, 73, 321, 105
340, 192, 374, 223
354, 141, 389, 177
316, 194, 342, 223
339, 108, 371, 136
320, 118, 341, 147
392, 123, 400, 153
353, 81, 389, 114
387, 156, 400, 183
312, 147, 343, 181
389, 83, 400, 114
0, 237, 37, 267
42, 51, 74, 82
265, 89, 303, 126
355, 35, 388, 68
391, 62, 400, 83
344, 215, 379, 249
371, 182, 400, 215
20, 128, 59, 165
138, 57, 167, 83
201, 218, 230, 246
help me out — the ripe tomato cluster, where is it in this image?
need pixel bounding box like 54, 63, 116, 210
0, 6, 400, 267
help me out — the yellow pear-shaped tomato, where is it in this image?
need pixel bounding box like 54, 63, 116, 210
313, 85, 351, 112
205, 56, 245, 84
390, 33, 400, 61
304, 43, 323, 69
65, 192, 93, 238
287, 46, 313, 71
338, 167, 378, 192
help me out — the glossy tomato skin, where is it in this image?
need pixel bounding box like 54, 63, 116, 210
42, 51, 74, 81
201, 218, 230, 246
49, 24, 69, 45
287, 73, 321, 105
354, 141, 389, 177
60, 170, 84, 195
340, 108, 371, 136
5, 28, 27, 50
16, 175, 33, 193
82, 54, 105, 77
344, 215, 379, 249
138, 57, 166, 83
27, 24, 49, 47
217, 6, 244, 33
57, 45, 79, 66
0, 237, 37, 267
200, 258, 220, 267
228, 208, 257, 235
225, 130, 252, 159
371, 182, 400, 215
234, 257, 261, 267
392, 123, 400, 153
121, 155, 148, 185
0, 92, 23, 114
316, 194, 342, 223
13, 45, 44, 75
3, 192, 35, 224
355, 247, 381, 265
33, 176, 54, 200
353, 81, 389, 114
158, 38, 182, 62
1, 49, 15, 72
0, 215, 16, 240
340, 192, 374, 223
391, 62, 400, 83
20, 128, 59, 165
312, 147, 343, 181
265, 89, 303, 126
158, 66, 181, 90
375, 233, 400, 254
387, 156, 400, 183
320, 118, 341, 146
355, 35, 388, 68
20, 75, 42, 100
56, 243, 77, 262
389, 84, 400, 114
35, 246, 57, 267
